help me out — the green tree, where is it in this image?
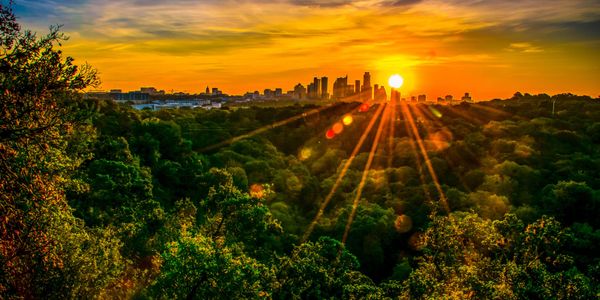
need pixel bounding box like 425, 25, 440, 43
0, 4, 122, 297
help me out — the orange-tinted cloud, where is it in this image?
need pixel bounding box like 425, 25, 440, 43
15, 0, 600, 98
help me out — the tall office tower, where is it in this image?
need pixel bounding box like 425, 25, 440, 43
333, 76, 348, 99
205, 86, 210, 94
313, 77, 321, 98
362, 72, 373, 100
307, 83, 315, 98
321, 77, 329, 99
363, 72, 371, 88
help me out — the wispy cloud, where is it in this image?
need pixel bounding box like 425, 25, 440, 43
12, 0, 600, 97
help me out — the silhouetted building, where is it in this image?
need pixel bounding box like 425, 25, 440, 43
461, 92, 473, 102
309, 77, 321, 99
333, 76, 348, 99
418, 94, 426, 102
113, 91, 149, 102
361, 72, 372, 100
264, 89, 274, 98
374, 85, 387, 101
321, 77, 329, 99
275, 88, 283, 97
355, 80, 361, 94
212, 88, 222, 95
445, 95, 453, 102
390, 89, 400, 102
294, 83, 306, 100
411, 96, 416, 102
205, 86, 210, 94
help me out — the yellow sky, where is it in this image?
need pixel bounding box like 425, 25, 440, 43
18, 0, 600, 99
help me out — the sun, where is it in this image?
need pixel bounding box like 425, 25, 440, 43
388, 74, 404, 88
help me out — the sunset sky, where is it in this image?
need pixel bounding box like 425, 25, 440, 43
14, 0, 600, 99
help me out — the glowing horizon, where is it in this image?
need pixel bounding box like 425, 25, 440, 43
14, 0, 600, 99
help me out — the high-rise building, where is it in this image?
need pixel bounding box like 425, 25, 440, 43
361, 72, 372, 100
333, 76, 348, 99
205, 86, 210, 94
418, 94, 427, 102
275, 88, 283, 97
355, 80, 361, 95
312, 77, 321, 99
320, 77, 328, 99
445, 95, 453, 102
374, 84, 387, 101
294, 83, 306, 100
411, 96, 416, 102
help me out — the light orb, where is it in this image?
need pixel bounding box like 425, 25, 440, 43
389, 74, 404, 89
342, 115, 353, 126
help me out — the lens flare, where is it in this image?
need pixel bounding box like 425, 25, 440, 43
325, 129, 336, 139
359, 103, 370, 112
332, 122, 344, 134
343, 115, 353, 125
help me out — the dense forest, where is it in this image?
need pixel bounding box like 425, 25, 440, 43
1, 4, 599, 299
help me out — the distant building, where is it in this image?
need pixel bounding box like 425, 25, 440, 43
355, 80, 361, 95
333, 76, 348, 99
321, 77, 329, 99
294, 83, 306, 100
437, 97, 444, 102
361, 72, 372, 100
205, 86, 210, 94
418, 94, 427, 102
212, 88, 222, 95
113, 91, 150, 102
264, 89, 274, 98
390, 90, 401, 102
275, 88, 283, 97
445, 95, 453, 102
374, 85, 387, 101
461, 92, 473, 102
411, 96, 416, 102
313, 77, 321, 99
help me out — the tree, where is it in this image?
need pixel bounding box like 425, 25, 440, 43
0, 3, 122, 296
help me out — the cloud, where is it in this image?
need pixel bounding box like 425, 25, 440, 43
507, 42, 544, 53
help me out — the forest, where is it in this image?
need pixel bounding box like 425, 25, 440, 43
1, 4, 599, 299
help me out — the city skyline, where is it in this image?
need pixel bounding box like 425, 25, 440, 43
14, 0, 600, 99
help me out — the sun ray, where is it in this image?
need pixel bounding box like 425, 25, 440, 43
399, 102, 434, 204
197, 103, 341, 153
387, 96, 397, 169
411, 104, 474, 194
301, 103, 387, 242
341, 103, 390, 245
400, 101, 450, 213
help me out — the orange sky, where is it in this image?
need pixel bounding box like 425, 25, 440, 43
16, 0, 600, 99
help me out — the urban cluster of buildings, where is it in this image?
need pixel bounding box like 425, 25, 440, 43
244, 72, 386, 102
85, 86, 230, 110
85, 72, 475, 111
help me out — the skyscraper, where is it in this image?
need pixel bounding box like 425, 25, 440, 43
355, 80, 360, 95
321, 77, 329, 99
333, 76, 348, 99
361, 72, 372, 100
313, 77, 321, 99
